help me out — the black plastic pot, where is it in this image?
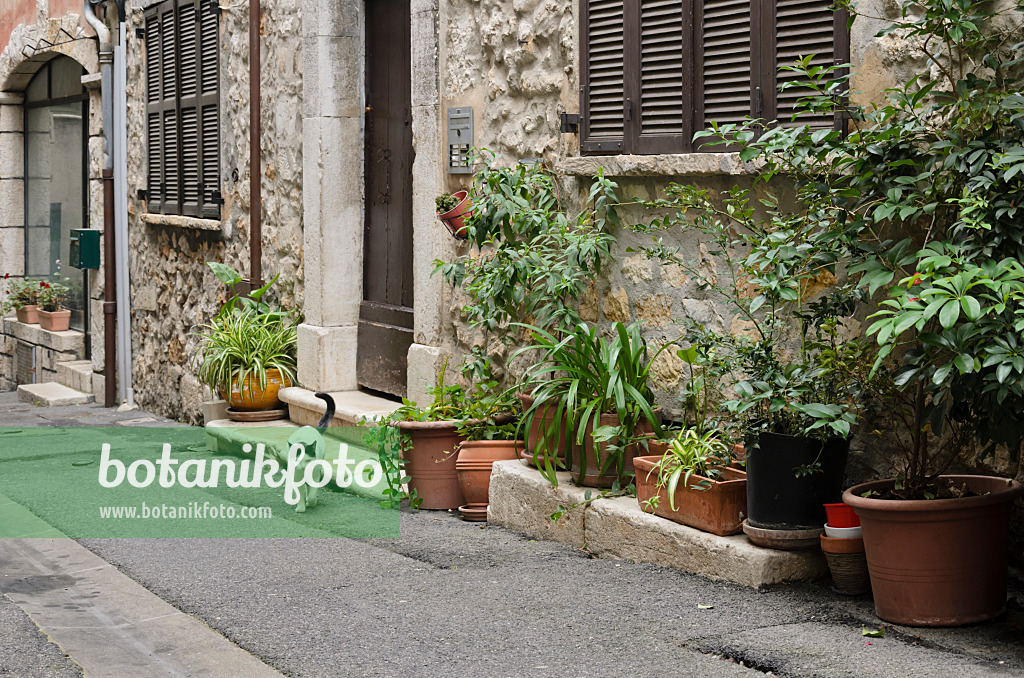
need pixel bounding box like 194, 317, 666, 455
745, 431, 849, 530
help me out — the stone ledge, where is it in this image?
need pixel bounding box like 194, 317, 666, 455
556, 152, 763, 178
278, 386, 398, 427
2, 318, 85, 353
18, 382, 94, 406
140, 212, 223, 232
487, 460, 827, 588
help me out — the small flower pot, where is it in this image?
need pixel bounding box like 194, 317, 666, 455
455, 439, 523, 509
15, 304, 40, 325
634, 455, 748, 536
436, 190, 471, 238
395, 420, 466, 510
820, 534, 870, 596
37, 308, 70, 332
824, 502, 860, 528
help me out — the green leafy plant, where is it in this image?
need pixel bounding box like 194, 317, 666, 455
433, 150, 619, 379
207, 262, 285, 322
37, 281, 70, 312
435, 193, 460, 213
2, 277, 42, 313
515, 321, 670, 489
643, 428, 732, 512
456, 384, 521, 441
193, 308, 298, 397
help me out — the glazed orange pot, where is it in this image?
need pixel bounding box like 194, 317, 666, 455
456, 439, 523, 507
396, 420, 466, 509
634, 455, 747, 536
223, 368, 292, 411
844, 475, 1024, 626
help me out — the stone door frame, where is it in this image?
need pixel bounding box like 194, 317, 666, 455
300, 0, 444, 405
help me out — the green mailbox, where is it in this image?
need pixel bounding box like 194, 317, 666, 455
69, 229, 100, 270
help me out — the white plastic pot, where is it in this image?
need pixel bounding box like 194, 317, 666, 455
824, 523, 862, 538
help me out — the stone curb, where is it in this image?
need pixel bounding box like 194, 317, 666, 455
487, 459, 827, 588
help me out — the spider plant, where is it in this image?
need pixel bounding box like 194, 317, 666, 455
645, 428, 731, 512
515, 321, 671, 487
194, 307, 298, 397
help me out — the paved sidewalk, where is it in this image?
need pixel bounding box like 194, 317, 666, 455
2, 392, 1023, 677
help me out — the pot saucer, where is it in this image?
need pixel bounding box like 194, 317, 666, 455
226, 407, 288, 422
459, 505, 488, 522
742, 520, 823, 550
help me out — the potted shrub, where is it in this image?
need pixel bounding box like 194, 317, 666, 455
517, 322, 667, 489
682, 0, 1024, 623
36, 281, 71, 332
436, 191, 471, 238
2, 276, 42, 324
454, 388, 523, 521
365, 362, 470, 510
194, 263, 296, 413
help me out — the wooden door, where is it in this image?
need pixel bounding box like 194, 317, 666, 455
358, 0, 414, 397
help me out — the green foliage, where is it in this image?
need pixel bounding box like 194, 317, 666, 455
663, 0, 1024, 496
2, 277, 42, 313
36, 280, 70, 312
193, 307, 298, 396
207, 262, 286, 323
642, 428, 731, 512
455, 384, 521, 441
433, 150, 619, 377
515, 321, 669, 488
435, 193, 460, 213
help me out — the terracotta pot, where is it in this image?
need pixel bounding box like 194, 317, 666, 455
396, 420, 466, 509
222, 368, 292, 411
15, 305, 39, 324
37, 308, 71, 332
518, 394, 568, 469
436, 190, 472, 238
634, 455, 747, 535
569, 410, 662, 488
820, 534, 870, 596
844, 475, 1024, 626
455, 439, 523, 507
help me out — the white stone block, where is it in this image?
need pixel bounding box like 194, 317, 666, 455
0, 228, 24, 275
0, 105, 23, 133
406, 342, 443, 409
0, 133, 24, 179
296, 323, 358, 392
0, 178, 24, 227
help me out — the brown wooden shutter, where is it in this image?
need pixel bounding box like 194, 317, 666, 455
179, 0, 200, 217
698, 0, 754, 132
581, 0, 626, 154
636, 0, 689, 154
199, 0, 220, 218
145, 5, 169, 213
769, 0, 844, 128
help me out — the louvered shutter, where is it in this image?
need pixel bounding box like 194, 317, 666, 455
581, 0, 626, 154
699, 0, 754, 129
636, 0, 688, 153
145, 0, 218, 217
768, 0, 847, 129
199, 0, 220, 218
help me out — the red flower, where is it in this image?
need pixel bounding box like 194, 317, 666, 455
908, 296, 920, 302
910, 273, 923, 286
3, 273, 8, 279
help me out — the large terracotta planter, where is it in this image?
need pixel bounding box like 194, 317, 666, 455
15, 305, 39, 324
455, 439, 523, 507
37, 308, 70, 332
844, 475, 1024, 626
570, 410, 661, 488
436, 190, 471, 238
223, 368, 292, 411
518, 394, 568, 469
634, 455, 747, 536
396, 420, 466, 509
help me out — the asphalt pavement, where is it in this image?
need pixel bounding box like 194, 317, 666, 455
2, 392, 1024, 677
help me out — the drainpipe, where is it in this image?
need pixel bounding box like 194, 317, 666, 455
249, 0, 262, 289
114, 21, 133, 407
84, 0, 117, 408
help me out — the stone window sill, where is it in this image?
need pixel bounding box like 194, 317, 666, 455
2, 318, 85, 352
556, 152, 762, 178
140, 212, 222, 232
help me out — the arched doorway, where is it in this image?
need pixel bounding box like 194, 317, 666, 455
23, 56, 89, 335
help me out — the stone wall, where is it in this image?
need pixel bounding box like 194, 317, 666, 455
125, 0, 304, 423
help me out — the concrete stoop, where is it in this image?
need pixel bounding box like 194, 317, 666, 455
487, 460, 827, 589
278, 386, 398, 427
17, 381, 94, 406
56, 359, 94, 394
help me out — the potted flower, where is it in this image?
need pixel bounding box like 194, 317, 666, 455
517, 321, 667, 490
194, 263, 296, 414
454, 388, 523, 521
36, 281, 71, 332
436, 192, 471, 238
2, 276, 42, 324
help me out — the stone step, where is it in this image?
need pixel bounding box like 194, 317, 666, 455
17, 382, 94, 407
278, 387, 398, 428
486, 459, 828, 589
56, 360, 93, 394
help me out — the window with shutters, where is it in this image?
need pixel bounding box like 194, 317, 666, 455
579, 0, 849, 155
145, 0, 220, 218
